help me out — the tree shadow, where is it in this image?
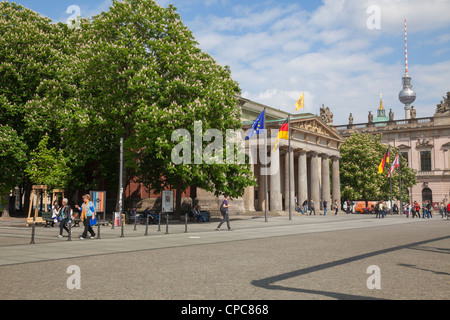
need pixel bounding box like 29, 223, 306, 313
252, 235, 450, 300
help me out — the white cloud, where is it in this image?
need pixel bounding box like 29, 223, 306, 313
187, 0, 450, 125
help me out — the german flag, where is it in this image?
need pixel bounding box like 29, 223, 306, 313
272, 117, 289, 152
378, 147, 390, 173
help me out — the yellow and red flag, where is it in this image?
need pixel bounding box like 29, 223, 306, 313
295, 92, 304, 111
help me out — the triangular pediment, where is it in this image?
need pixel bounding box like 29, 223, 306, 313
289, 117, 344, 142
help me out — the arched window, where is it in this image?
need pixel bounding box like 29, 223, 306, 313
422, 188, 432, 203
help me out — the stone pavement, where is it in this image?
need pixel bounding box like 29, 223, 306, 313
0, 212, 433, 266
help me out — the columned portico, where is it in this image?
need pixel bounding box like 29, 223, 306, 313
256, 115, 342, 214
195, 99, 346, 216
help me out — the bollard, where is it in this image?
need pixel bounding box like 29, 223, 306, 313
120, 214, 125, 238
158, 212, 161, 232
67, 219, 72, 241
111, 212, 115, 230
30, 216, 36, 244
97, 222, 101, 239
185, 212, 188, 233
144, 214, 149, 236
165, 212, 169, 234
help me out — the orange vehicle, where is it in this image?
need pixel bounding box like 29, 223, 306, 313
354, 201, 377, 213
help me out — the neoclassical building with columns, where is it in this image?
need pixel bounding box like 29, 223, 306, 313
125, 96, 344, 215
195, 96, 344, 214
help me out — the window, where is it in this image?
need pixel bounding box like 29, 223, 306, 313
422, 188, 432, 203
400, 152, 409, 166
420, 151, 431, 171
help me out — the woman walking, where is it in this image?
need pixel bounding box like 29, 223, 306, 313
75, 194, 96, 240
57, 198, 72, 238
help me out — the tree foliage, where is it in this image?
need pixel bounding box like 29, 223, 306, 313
0, 0, 255, 215
340, 133, 417, 203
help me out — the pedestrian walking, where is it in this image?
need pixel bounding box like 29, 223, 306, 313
51, 200, 59, 228
75, 194, 96, 240
217, 195, 232, 231
302, 200, 308, 214
439, 202, 445, 219
309, 200, 315, 216
447, 202, 450, 220
323, 199, 327, 215
412, 201, 420, 218
57, 198, 72, 238
334, 199, 339, 215
375, 201, 381, 218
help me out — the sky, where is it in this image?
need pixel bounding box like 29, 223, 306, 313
7, 0, 450, 125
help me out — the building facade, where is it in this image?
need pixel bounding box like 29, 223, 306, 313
333, 92, 450, 209
126, 96, 344, 215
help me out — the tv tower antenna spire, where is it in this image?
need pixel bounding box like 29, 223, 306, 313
404, 19, 408, 74
398, 19, 416, 119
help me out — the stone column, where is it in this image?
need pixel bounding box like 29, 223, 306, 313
321, 154, 331, 210
284, 149, 294, 212
269, 147, 282, 211
331, 156, 341, 210
257, 164, 266, 212
310, 152, 320, 210
244, 163, 255, 212
297, 151, 308, 205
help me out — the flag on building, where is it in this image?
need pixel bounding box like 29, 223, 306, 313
387, 153, 400, 178
245, 109, 265, 141
295, 92, 304, 111
272, 117, 289, 152
378, 147, 390, 173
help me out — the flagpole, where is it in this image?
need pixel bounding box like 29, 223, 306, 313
263, 108, 268, 223
399, 154, 403, 216
288, 115, 292, 220
389, 146, 393, 214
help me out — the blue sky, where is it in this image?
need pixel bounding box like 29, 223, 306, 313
8, 0, 450, 124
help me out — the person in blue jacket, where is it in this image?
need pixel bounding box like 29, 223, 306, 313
75, 194, 96, 240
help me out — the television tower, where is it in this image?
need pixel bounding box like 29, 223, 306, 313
398, 19, 416, 119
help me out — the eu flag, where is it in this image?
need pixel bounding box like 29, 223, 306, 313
245, 110, 265, 140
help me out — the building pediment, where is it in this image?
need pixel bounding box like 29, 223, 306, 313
397, 144, 411, 150
289, 117, 344, 142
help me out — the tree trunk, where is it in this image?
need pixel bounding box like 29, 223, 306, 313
174, 182, 183, 220
1, 193, 10, 218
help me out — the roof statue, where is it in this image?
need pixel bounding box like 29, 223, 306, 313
435, 91, 450, 116
320, 104, 333, 124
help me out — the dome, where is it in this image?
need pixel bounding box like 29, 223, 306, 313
399, 87, 416, 105
374, 94, 389, 126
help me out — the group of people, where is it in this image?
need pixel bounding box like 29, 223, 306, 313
373, 201, 388, 218
294, 195, 340, 216
404, 200, 449, 219
51, 194, 97, 240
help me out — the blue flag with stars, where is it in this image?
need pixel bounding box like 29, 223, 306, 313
245, 109, 265, 140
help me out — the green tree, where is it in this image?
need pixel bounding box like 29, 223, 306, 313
340, 133, 416, 206
69, 0, 255, 216
24, 134, 70, 189
0, 2, 75, 212
0, 124, 27, 217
